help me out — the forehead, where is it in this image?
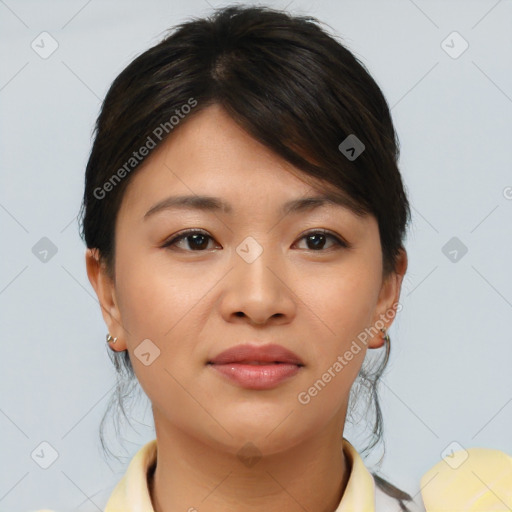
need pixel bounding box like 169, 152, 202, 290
117, 104, 366, 221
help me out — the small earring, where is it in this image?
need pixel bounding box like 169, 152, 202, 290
106, 333, 118, 344
380, 327, 390, 344
380, 327, 391, 366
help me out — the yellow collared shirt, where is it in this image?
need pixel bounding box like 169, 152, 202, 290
34, 438, 512, 511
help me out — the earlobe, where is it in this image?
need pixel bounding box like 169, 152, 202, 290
368, 329, 387, 350
85, 248, 126, 350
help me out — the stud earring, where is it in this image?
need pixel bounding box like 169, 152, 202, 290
106, 333, 118, 344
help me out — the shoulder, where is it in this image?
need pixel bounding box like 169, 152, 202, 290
373, 445, 512, 511
419, 445, 512, 511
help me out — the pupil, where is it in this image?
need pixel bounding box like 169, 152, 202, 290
190, 234, 207, 250
308, 234, 325, 250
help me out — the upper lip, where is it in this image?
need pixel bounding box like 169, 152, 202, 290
208, 343, 304, 366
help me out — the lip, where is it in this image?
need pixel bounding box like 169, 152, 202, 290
209, 343, 304, 366
207, 343, 304, 390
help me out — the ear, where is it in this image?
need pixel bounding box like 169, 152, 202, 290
85, 248, 127, 351
368, 248, 408, 349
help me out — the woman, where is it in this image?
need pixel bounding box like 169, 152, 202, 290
38, 5, 512, 511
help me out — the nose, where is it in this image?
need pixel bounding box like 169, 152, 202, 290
219, 241, 297, 326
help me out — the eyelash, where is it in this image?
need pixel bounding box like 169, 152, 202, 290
161, 228, 349, 252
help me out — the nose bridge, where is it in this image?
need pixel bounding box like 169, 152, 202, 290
234, 234, 279, 294
222, 233, 295, 324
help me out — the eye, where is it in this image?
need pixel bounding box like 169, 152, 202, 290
161, 229, 219, 252
294, 229, 348, 251
161, 228, 349, 252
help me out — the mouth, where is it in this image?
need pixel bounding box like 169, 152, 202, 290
207, 360, 304, 366
207, 343, 304, 390
208, 343, 304, 366
215, 361, 300, 365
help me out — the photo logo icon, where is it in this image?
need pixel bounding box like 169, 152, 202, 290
134, 338, 161, 366
441, 31, 469, 59
236, 236, 263, 264
31, 32, 59, 59
339, 134, 365, 161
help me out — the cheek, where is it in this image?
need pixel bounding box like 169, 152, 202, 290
294, 259, 381, 403
304, 266, 379, 344
115, 247, 194, 339
114, 246, 212, 385
113, 255, 202, 410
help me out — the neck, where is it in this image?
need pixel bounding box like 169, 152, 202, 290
148, 415, 351, 512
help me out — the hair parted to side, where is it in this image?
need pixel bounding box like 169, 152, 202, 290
78, 4, 412, 506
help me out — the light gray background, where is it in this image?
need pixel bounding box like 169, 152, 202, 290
1, 0, 511, 510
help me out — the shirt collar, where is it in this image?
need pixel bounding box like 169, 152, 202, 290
104, 437, 375, 512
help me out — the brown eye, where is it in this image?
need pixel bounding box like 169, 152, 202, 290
162, 230, 218, 251
162, 228, 348, 253
294, 230, 348, 251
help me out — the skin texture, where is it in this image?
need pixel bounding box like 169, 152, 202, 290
86, 104, 407, 512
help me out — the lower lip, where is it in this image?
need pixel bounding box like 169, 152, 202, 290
209, 363, 302, 390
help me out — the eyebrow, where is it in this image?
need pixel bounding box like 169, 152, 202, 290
143, 193, 357, 220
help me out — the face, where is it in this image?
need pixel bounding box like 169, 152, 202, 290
86, 104, 406, 456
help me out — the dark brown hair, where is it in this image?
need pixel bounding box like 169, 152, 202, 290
78, 4, 413, 506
